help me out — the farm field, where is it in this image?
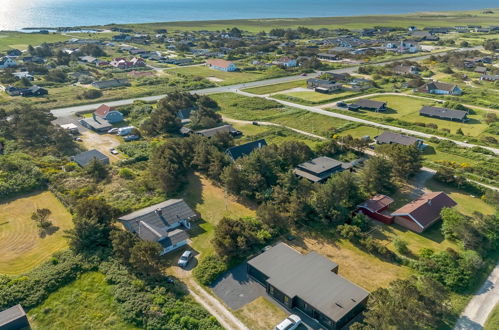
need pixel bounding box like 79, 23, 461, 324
274, 90, 359, 105
0, 191, 73, 275
29, 272, 138, 330
242, 80, 306, 95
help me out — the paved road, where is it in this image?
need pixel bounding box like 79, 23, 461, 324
237, 91, 499, 155
50, 47, 472, 118
455, 263, 499, 330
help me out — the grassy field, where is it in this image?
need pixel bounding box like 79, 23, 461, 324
274, 90, 359, 105
338, 126, 381, 139
169, 65, 285, 86
103, 9, 499, 33
234, 297, 287, 330
242, 80, 306, 94
0, 191, 73, 275
485, 303, 499, 330
0, 32, 71, 51
181, 174, 256, 257
29, 272, 137, 330
211, 92, 357, 137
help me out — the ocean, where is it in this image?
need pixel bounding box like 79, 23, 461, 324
0, 0, 497, 31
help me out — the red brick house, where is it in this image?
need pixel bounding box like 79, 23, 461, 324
391, 192, 457, 233
356, 195, 394, 224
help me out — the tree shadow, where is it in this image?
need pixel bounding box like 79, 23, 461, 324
38, 225, 60, 238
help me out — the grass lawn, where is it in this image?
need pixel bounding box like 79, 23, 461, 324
337, 125, 381, 139
234, 297, 287, 330
0, 32, 71, 51
289, 228, 413, 292
242, 80, 306, 95
169, 65, 282, 86
181, 174, 256, 257
0, 191, 73, 275
274, 90, 359, 105
485, 303, 499, 330
348, 95, 490, 137
29, 272, 137, 330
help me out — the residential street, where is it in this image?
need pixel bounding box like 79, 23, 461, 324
455, 263, 499, 330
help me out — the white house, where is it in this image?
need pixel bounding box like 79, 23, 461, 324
0, 57, 17, 69
206, 58, 237, 72
386, 40, 420, 54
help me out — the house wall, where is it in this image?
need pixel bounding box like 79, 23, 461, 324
160, 240, 188, 255
1, 315, 30, 330
357, 208, 394, 224
393, 215, 423, 233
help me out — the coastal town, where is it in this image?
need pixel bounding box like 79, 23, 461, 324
0, 6, 498, 330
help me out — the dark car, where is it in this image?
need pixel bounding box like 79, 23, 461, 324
123, 135, 140, 142
336, 101, 348, 108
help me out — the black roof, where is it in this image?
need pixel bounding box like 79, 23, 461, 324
248, 243, 369, 322
158, 228, 189, 248
375, 131, 421, 146
195, 124, 236, 138
420, 106, 467, 121
353, 99, 386, 110
226, 139, 267, 160
72, 149, 109, 167
0, 305, 27, 328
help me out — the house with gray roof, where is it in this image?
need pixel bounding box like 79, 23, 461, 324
226, 139, 267, 161
294, 156, 352, 183
0, 304, 30, 330
307, 78, 342, 93
375, 131, 424, 149
118, 199, 197, 255
416, 81, 462, 95
419, 106, 468, 122
72, 149, 110, 167
195, 124, 241, 138
351, 99, 387, 112
247, 243, 369, 330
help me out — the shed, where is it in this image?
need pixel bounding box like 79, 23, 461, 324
72, 149, 110, 167
0, 304, 30, 330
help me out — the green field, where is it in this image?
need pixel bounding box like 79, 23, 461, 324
100, 9, 499, 33
211, 92, 357, 137
0, 191, 74, 275
29, 272, 137, 330
0, 32, 71, 51
242, 80, 306, 95
170, 65, 286, 86
485, 304, 499, 330
274, 90, 359, 105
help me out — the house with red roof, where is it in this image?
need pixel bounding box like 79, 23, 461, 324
391, 192, 457, 233
356, 195, 394, 224
206, 59, 237, 72
94, 104, 124, 124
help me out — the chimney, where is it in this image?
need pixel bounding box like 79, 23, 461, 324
155, 208, 162, 216
92, 112, 96, 121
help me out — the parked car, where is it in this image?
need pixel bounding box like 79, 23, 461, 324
252, 121, 259, 126
118, 126, 136, 136
73, 137, 82, 142
110, 148, 119, 155
123, 135, 140, 142
336, 101, 347, 108
178, 250, 193, 268
275, 315, 301, 330
107, 128, 119, 134
301, 73, 308, 76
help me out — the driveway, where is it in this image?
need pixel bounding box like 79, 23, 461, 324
455, 263, 499, 330
211, 263, 324, 330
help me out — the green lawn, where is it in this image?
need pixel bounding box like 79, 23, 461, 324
29, 272, 137, 330
0, 32, 71, 51
169, 65, 286, 86
181, 174, 256, 257
0, 191, 74, 275
234, 297, 287, 330
242, 80, 306, 95
338, 126, 381, 139
485, 304, 499, 330
274, 90, 359, 105
340, 95, 491, 137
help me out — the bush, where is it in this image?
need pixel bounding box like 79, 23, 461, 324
0, 153, 46, 200
393, 237, 409, 255
193, 255, 228, 285
80, 89, 102, 100
118, 168, 135, 179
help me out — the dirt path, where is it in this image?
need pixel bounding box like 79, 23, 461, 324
455, 263, 499, 329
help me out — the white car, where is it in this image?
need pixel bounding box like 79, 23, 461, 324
275, 314, 301, 330
177, 250, 193, 268
110, 148, 119, 155
107, 128, 119, 134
